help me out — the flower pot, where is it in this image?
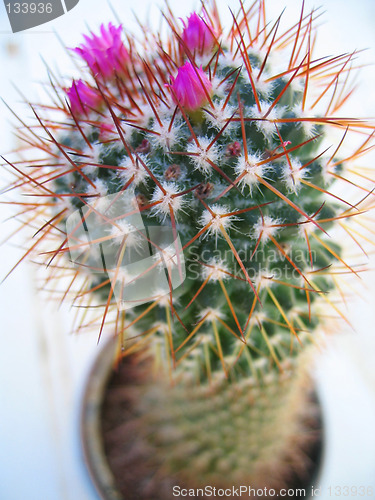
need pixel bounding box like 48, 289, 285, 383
81, 338, 323, 500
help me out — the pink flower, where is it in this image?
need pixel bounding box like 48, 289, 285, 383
168, 62, 212, 111
73, 23, 129, 79
66, 80, 102, 115
181, 12, 216, 54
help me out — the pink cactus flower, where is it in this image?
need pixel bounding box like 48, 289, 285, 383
168, 62, 212, 111
66, 80, 102, 116
74, 23, 129, 79
181, 12, 216, 54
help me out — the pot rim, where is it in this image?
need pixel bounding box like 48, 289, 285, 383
80, 336, 122, 500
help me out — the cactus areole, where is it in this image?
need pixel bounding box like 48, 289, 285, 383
4, 0, 375, 497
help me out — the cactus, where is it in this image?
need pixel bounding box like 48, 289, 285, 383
3, 0, 375, 498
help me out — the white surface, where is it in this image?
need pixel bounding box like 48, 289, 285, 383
0, 1, 375, 499
317, 335, 375, 494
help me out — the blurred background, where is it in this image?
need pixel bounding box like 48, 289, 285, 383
0, 0, 375, 499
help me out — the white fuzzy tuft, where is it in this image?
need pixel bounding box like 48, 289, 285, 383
254, 269, 274, 291
150, 118, 182, 151
109, 219, 143, 249
118, 154, 149, 186
201, 258, 230, 282
248, 311, 268, 326
234, 152, 266, 192
198, 307, 225, 322
114, 267, 137, 285
247, 46, 270, 65
218, 52, 244, 69
150, 182, 185, 220
137, 102, 155, 128
210, 76, 226, 98
151, 288, 178, 306
282, 158, 308, 193
288, 76, 305, 94
199, 204, 237, 237
205, 102, 237, 134
321, 160, 337, 186
248, 101, 285, 139
298, 218, 317, 238
245, 68, 274, 99
187, 137, 220, 174
153, 244, 182, 269
79, 143, 102, 176
253, 215, 280, 242
292, 104, 317, 138
85, 178, 108, 198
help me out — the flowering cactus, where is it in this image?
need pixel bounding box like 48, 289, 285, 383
3, 0, 375, 498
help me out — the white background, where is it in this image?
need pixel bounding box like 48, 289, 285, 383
0, 1, 375, 499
